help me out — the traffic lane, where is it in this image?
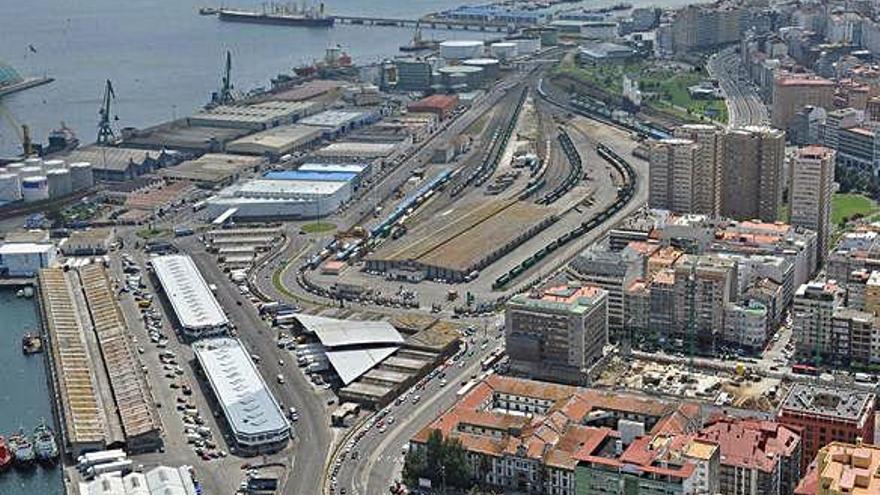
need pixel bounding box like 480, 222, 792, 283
182, 242, 332, 495
333, 338, 503, 494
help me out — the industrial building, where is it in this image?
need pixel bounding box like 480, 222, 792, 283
505, 283, 609, 385
121, 120, 252, 153
79, 465, 198, 495
192, 338, 290, 454
291, 314, 405, 386
311, 141, 400, 162
407, 94, 460, 119
188, 100, 317, 131
159, 153, 264, 188
224, 124, 324, 156
299, 109, 379, 139
205, 167, 355, 220
0, 242, 56, 276
578, 41, 637, 64
151, 254, 229, 338
63, 146, 181, 182
61, 228, 114, 256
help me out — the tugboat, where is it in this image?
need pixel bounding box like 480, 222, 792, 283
0, 437, 12, 472
8, 430, 35, 468
33, 421, 59, 463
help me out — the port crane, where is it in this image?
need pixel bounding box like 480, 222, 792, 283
0, 103, 33, 157
97, 79, 118, 145
214, 51, 235, 106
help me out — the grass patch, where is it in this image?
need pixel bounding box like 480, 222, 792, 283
832, 193, 879, 226
136, 228, 170, 240
301, 222, 337, 234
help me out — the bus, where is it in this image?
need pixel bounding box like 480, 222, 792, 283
481, 349, 504, 371
792, 364, 819, 376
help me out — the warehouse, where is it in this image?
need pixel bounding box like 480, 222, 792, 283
298, 162, 370, 188
205, 176, 353, 220
407, 94, 459, 119
121, 120, 251, 153
193, 337, 290, 454
188, 101, 317, 131
151, 254, 228, 338
291, 314, 405, 386
224, 124, 324, 157
63, 146, 180, 182
312, 141, 399, 163
0, 242, 56, 277
160, 153, 264, 188
61, 228, 114, 256
299, 109, 379, 139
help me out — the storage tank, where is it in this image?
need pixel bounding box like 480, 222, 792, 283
439, 65, 484, 90
490, 42, 518, 61
507, 37, 540, 55
5, 162, 25, 175
21, 176, 49, 202
69, 162, 95, 191
19, 166, 43, 179
0, 173, 21, 201
46, 168, 72, 197
42, 159, 66, 171
439, 40, 484, 60
463, 58, 500, 81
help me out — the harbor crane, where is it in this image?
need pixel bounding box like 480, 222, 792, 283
213, 51, 235, 106
97, 79, 117, 145
0, 103, 33, 157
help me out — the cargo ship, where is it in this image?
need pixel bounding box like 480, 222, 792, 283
217, 2, 334, 27
0, 437, 11, 472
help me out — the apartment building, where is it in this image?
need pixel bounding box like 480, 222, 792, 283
505, 284, 608, 385
789, 146, 835, 262
792, 280, 844, 365
672, 254, 739, 353
673, 124, 725, 216
772, 76, 835, 131
648, 138, 702, 214
721, 126, 786, 223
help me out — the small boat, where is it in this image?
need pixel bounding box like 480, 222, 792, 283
22, 333, 43, 355
33, 421, 59, 463
8, 431, 35, 467
15, 287, 34, 298
0, 437, 12, 471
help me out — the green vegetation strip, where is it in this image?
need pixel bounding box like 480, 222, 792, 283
300, 222, 337, 234
832, 193, 879, 226
135, 228, 169, 239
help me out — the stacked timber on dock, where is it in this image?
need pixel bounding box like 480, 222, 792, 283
38, 268, 109, 457
79, 265, 163, 453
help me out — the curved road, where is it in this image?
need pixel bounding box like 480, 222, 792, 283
708, 47, 769, 127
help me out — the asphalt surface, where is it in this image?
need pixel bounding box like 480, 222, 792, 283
707, 47, 769, 127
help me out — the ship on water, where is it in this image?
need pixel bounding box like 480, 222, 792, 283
0, 437, 11, 472
8, 431, 35, 468
217, 2, 334, 27
33, 422, 58, 463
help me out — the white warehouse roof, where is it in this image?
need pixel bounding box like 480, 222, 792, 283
236, 179, 348, 198
0, 242, 55, 255
298, 163, 367, 174
78, 465, 197, 495
295, 314, 404, 347
192, 338, 289, 437
151, 254, 228, 331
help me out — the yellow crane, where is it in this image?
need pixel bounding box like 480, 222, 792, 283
0, 101, 32, 157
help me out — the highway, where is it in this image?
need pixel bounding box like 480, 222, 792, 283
707, 47, 769, 127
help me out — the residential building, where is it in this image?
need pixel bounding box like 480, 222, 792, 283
820, 108, 862, 151
672, 254, 738, 353
833, 308, 874, 366
772, 76, 835, 131
723, 299, 769, 353
505, 284, 608, 384
671, 4, 745, 52
698, 417, 803, 495
569, 245, 644, 342
789, 146, 835, 262
411, 375, 705, 495
836, 125, 880, 173
792, 280, 844, 365
648, 138, 702, 214
673, 124, 725, 216
721, 127, 785, 223
794, 441, 880, 495
778, 384, 876, 470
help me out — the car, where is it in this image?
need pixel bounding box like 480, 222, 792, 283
277, 374, 285, 384
411, 395, 421, 404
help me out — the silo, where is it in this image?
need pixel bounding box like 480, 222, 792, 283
46, 168, 72, 198
439, 65, 484, 90
5, 162, 25, 175
69, 162, 95, 191
23, 157, 43, 168
43, 159, 66, 171
463, 58, 500, 81
439, 40, 484, 60
0, 173, 21, 201
490, 42, 518, 61
19, 166, 44, 179
21, 176, 49, 202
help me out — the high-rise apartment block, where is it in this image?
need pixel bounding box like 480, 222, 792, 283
772, 76, 835, 131
673, 124, 724, 216
789, 146, 836, 261
648, 138, 701, 213
721, 126, 786, 222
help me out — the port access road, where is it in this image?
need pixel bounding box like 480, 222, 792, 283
707, 47, 769, 127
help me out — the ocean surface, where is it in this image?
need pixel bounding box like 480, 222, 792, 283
0, 289, 61, 495
0, 0, 698, 156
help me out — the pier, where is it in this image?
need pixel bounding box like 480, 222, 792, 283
0, 77, 53, 99
334, 15, 513, 33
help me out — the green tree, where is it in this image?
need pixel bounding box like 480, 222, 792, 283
403, 430, 473, 490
